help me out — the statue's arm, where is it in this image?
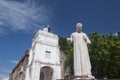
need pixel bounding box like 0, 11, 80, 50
67, 34, 73, 45
83, 33, 91, 44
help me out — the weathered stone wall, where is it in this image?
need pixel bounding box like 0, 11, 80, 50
9, 50, 29, 80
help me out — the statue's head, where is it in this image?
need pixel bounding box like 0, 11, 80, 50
76, 23, 82, 33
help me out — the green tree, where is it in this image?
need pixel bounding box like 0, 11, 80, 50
59, 36, 74, 75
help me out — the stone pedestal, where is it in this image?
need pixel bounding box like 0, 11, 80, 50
73, 75, 95, 80
74, 78, 94, 80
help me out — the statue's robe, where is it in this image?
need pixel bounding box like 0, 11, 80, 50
70, 32, 92, 76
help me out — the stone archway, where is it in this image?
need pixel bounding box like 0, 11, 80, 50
40, 66, 53, 80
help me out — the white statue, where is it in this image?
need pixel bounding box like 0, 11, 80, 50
67, 23, 94, 79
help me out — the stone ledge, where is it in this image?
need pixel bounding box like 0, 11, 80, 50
70, 75, 95, 80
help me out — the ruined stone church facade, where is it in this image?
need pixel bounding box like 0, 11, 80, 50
9, 28, 65, 80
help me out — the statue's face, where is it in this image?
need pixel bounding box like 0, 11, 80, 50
76, 26, 82, 32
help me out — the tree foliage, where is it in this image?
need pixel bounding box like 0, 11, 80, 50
59, 32, 120, 79
59, 36, 74, 75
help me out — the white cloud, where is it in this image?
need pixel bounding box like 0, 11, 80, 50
2, 77, 9, 80
0, 74, 6, 80
0, 21, 6, 26
0, 66, 10, 80
0, 74, 8, 80
0, 0, 51, 34
0, 66, 11, 74
9, 60, 18, 64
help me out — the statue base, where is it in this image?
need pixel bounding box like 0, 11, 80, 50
73, 75, 95, 80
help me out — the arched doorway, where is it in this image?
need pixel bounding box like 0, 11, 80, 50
40, 66, 53, 80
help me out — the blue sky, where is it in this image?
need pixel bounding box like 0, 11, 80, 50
0, 0, 120, 79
